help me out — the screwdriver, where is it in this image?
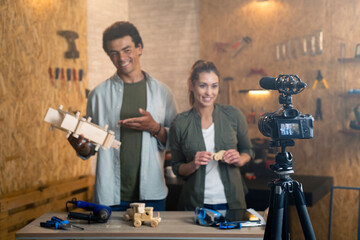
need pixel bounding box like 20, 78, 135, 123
55, 67, 60, 88
67, 68, 72, 92
51, 216, 84, 230
78, 69, 84, 98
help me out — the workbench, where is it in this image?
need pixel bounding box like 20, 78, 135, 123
16, 211, 265, 240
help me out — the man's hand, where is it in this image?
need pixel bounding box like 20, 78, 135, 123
118, 108, 159, 134
68, 134, 91, 157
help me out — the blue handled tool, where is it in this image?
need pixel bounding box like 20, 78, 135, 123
40, 221, 67, 230
51, 216, 84, 230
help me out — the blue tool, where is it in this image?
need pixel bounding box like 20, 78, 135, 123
51, 216, 84, 230
40, 221, 67, 230
66, 198, 112, 223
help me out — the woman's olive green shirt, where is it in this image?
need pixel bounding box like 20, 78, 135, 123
170, 104, 254, 211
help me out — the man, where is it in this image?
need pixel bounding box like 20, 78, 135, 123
68, 21, 177, 211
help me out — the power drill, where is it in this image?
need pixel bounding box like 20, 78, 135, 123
66, 198, 112, 223
57, 30, 79, 59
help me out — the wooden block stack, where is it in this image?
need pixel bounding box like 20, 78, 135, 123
0, 175, 94, 240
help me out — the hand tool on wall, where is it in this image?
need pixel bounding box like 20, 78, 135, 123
281, 43, 286, 60
57, 30, 79, 61
315, 98, 322, 120
79, 69, 84, 98
247, 108, 256, 124
55, 67, 60, 88
355, 44, 360, 58
67, 68, 72, 92
302, 37, 307, 56
276, 45, 280, 61
66, 198, 112, 223
61, 68, 66, 88
232, 36, 252, 58
310, 35, 316, 56
246, 68, 267, 78
73, 68, 79, 97
317, 30, 323, 54
48, 67, 55, 87
223, 77, 234, 105
312, 70, 329, 89
350, 105, 360, 130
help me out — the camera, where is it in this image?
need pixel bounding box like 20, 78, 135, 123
258, 109, 314, 140
258, 74, 314, 142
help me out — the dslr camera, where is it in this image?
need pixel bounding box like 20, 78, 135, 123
258, 75, 314, 142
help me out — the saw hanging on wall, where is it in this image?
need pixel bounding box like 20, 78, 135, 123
232, 36, 252, 58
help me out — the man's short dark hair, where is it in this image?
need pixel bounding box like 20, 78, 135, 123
102, 21, 143, 53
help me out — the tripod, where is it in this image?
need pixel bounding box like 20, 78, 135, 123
264, 140, 316, 240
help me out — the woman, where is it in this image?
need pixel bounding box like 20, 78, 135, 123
170, 60, 254, 211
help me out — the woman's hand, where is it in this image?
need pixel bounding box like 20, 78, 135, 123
193, 151, 213, 170
178, 151, 212, 176
223, 149, 251, 167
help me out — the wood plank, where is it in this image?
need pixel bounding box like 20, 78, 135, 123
0, 176, 93, 212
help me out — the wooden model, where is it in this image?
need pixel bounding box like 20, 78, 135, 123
123, 203, 161, 228
212, 150, 226, 162
44, 105, 121, 151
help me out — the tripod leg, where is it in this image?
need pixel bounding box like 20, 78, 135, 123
293, 181, 316, 240
264, 183, 275, 240
269, 184, 286, 240
282, 190, 290, 240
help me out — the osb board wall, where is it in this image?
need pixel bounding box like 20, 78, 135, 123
0, 0, 91, 195
200, 0, 360, 239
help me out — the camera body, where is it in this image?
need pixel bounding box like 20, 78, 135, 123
258, 74, 314, 143
258, 108, 314, 141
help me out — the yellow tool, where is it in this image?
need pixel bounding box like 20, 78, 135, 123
312, 70, 329, 89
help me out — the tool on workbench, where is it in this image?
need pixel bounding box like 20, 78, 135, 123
315, 98, 322, 120
312, 70, 329, 89
350, 105, 360, 130
51, 216, 84, 230
40, 221, 68, 230
66, 198, 112, 223
55, 67, 60, 88
40, 216, 84, 230
232, 36, 252, 58
66, 68, 72, 92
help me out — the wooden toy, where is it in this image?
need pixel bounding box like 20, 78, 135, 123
44, 105, 121, 151
123, 203, 161, 228
212, 150, 226, 162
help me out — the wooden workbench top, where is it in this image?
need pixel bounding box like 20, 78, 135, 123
16, 211, 265, 239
